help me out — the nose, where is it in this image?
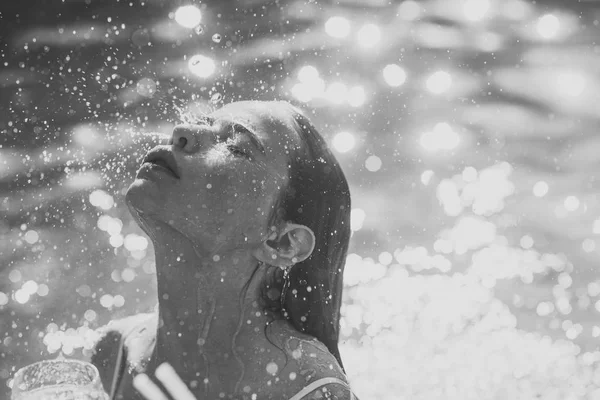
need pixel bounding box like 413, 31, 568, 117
170, 125, 200, 153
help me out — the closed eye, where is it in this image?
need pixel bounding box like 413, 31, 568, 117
226, 143, 250, 158
230, 122, 266, 155
225, 137, 251, 159
232, 123, 251, 135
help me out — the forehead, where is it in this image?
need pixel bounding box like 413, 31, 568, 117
211, 101, 302, 149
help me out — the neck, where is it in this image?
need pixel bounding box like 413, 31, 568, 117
146, 222, 279, 396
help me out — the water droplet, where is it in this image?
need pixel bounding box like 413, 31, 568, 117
212, 33, 222, 43
211, 92, 223, 104
292, 349, 302, 359
266, 361, 279, 375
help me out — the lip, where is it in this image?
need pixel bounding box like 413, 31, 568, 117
140, 148, 180, 179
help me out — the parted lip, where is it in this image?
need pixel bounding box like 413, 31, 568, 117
142, 147, 180, 179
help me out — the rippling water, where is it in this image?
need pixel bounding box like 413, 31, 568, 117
2, 0, 600, 399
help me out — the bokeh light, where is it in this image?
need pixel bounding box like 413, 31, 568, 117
533, 181, 549, 197
348, 85, 366, 107
357, 23, 381, 48
174, 5, 202, 29
89, 190, 114, 210
462, 166, 478, 182
463, 0, 491, 22
188, 54, 216, 78
332, 131, 356, 153
397, 0, 422, 21
292, 65, 325, 103
325, 82, 349, 104
291, 83, 312, 103
426, 70, 452, 94
564, 195, 580, 212
23, 230, 39, 244
421, 170, 434, 185
124, 234, 148, 252
0, 292, 8, 306
292, 80, 325, 103
350, 208, 366, 231
365, 155, 382, 172
537, 14, 560, 39
325, 16, 351, 38
72, 125, 103, 149
297, 65, 319, 83
136, 78, 157, 97
382, 64, 407, 87
420, 122, 460, 152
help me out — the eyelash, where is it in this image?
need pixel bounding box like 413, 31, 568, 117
232, 123, 250, 134
226, 124, 252, 158
226, 142, 249, 158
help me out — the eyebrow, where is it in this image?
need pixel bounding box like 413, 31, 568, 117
197, 116, 266, 155
192, 114, 215, 125
233, 122, 266, 155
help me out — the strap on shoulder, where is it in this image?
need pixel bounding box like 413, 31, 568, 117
109, 333, 127, 400
93, 313, 155, 400
287, 377, 355, 400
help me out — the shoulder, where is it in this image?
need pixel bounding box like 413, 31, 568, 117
279, 371, 356, 400
266, 320, 355, 400
290, 378, 356, 400
90, 313, 157, 394
268, 319, 345, 377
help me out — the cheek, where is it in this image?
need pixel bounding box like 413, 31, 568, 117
169, 160, 286, 236
213, 170, 269, 211
217, 168, 284, 223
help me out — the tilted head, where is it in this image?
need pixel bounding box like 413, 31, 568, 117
126, 100, 351, 368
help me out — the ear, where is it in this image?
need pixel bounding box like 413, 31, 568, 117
253, 223, 316, 268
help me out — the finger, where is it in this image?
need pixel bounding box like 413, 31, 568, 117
155, 362, 197, 400
133, 373, 169, 400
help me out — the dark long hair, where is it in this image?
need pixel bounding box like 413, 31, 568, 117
265, 103, 351, 370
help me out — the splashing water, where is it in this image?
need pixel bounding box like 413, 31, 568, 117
131, 131, 171, 142
175, 104, 218, 125
211, 93, 223, 104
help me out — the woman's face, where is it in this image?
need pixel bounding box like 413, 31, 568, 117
126, 101, 302, 253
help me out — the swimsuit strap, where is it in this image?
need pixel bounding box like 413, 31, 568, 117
109, 333, 127, 400
287, 377, 356, 400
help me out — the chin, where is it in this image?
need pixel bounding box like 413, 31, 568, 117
126, 177, 166, 217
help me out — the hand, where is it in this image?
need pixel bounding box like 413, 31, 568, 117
133, 362, 197, 400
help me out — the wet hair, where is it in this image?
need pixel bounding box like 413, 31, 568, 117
262, 103, 351, 370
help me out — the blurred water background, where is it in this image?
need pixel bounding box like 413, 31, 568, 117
2, 0, 600, 399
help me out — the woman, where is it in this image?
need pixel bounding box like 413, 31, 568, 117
91, 101, 356, 400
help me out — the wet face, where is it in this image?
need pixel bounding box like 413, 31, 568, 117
126, 101, 302, 253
